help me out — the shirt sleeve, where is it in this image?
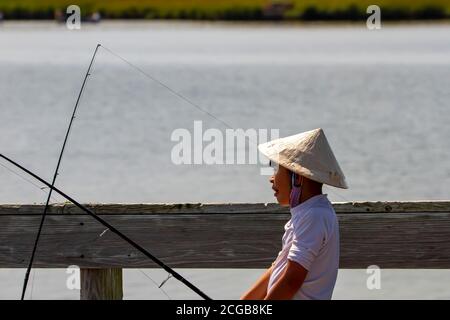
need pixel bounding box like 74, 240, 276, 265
287, 209, 325, 271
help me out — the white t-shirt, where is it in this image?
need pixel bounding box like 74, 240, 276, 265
267, 194, 340, 300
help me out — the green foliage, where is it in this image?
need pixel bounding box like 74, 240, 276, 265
0, 0, 448, 20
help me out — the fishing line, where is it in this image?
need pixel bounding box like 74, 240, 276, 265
29, 269, 36, 300
0, 153, 212, 300
99, 44, 351, 203
138, 269, 172, 300
73, 225, 174, 300
0, 162, 60, 202
99, 45, 237, 132
79, 225, 175, 299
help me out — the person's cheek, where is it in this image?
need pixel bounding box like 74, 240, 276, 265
284, 176, 291, 204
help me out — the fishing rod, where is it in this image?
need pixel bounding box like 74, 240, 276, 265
21, 44, 101, 300
0, 153, 212, 300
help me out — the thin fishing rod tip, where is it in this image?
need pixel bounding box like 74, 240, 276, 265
159, 274, 172, 288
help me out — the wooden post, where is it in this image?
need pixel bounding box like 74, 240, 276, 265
80, 268, 123, 300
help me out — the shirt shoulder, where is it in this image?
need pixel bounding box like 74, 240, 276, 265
291, 200, 337, 246
293, 201, 334, 226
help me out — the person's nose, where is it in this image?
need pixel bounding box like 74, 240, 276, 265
269, 175, 274, 184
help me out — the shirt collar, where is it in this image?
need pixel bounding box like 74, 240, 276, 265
290, 194, 328, 217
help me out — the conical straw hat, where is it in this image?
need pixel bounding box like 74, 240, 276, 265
258, 128, 348, 189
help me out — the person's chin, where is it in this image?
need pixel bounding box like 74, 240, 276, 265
275, 195, 289, 206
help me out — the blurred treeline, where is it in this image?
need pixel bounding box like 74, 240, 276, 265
0, 0, 449, 20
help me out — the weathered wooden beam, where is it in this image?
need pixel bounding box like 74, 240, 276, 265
0, 202, 449, 269
2, 201, 450, 215
80, 268, 123, 300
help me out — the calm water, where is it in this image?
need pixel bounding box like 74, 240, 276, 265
0, 22, 449, 299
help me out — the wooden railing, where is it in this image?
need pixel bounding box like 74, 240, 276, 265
1, 201, 450, 299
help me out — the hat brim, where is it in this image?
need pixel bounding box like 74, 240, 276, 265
258, 141, 349, 189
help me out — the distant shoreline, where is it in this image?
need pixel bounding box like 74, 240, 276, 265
1, 20, 450, 33
1, 19, 450, 28
0, 1, 449, 22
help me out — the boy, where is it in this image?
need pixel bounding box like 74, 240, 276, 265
241, 128, 348, 300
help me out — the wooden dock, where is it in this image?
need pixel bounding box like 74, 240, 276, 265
1, 201, 449, 299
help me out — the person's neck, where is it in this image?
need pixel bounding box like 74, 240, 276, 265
299, 189, 322, 204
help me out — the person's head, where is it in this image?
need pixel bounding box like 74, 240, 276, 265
269, 161, 323, 207
259, 128, 347, 207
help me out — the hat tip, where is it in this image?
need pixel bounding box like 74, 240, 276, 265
311, 128, 324, 135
